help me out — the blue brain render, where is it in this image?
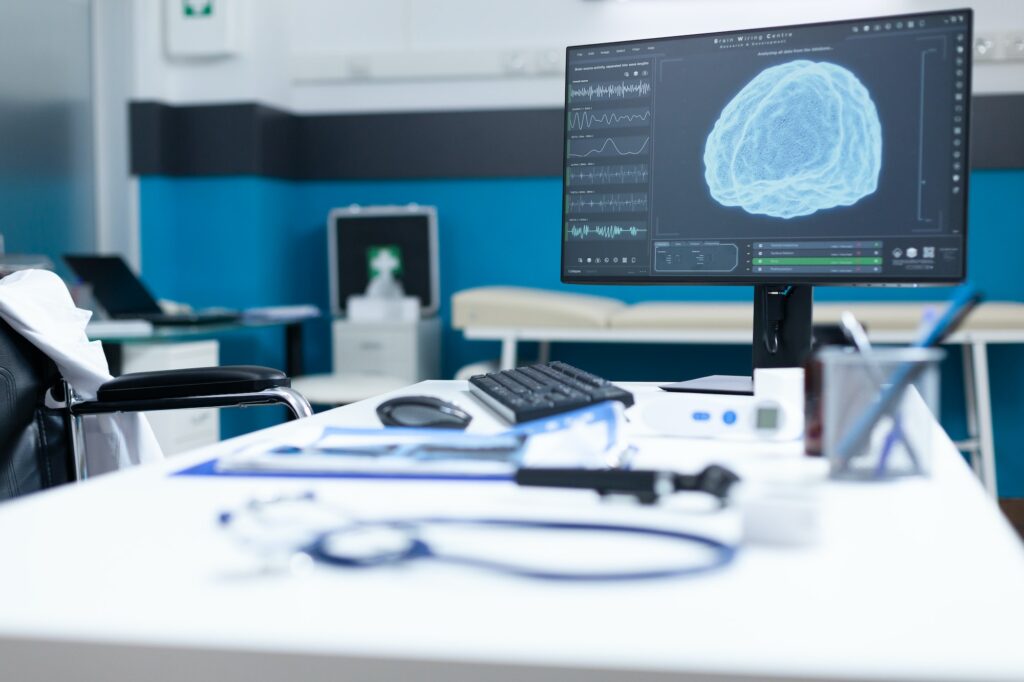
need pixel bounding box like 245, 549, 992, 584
703, 60, 882, 219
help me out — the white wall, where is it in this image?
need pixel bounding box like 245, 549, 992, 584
93, 0, 139, 269
128, 0, 1024, 113
96, 0, 1021, 271
131, 0, 292, 105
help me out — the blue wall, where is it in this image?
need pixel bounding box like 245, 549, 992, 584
139, 170, 1024, 496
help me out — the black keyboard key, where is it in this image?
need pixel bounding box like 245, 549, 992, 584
494, 372, 530, 394
550, 361, 609, 386
521, 366, 560, 387
509, 369, 545, 391
589, 386, 635, 407
533, 365, 596, 394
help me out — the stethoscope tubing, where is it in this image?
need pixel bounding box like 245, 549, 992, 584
306, 517, 737, 582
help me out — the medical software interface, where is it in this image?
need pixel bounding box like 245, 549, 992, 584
562, 10, 970, 283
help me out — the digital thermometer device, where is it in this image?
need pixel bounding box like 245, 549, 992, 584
637, 368, 804, 441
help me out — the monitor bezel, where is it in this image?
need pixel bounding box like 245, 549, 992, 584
560, 8, 972, 287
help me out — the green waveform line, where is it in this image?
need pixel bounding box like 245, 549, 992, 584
567, 224, 649, 239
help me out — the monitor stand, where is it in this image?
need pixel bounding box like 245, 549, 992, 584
661, 284, 813, 396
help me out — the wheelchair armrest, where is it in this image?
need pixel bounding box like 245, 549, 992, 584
97, 365, 290, 402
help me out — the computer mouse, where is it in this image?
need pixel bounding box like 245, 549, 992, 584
376, 395, 473, 429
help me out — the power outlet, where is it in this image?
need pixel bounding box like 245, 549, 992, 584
974, 31, 1024, 61
1004, 34, 1024, 61
974, 34, 999, 60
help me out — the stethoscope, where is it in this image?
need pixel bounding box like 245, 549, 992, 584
219, 493, 737, 582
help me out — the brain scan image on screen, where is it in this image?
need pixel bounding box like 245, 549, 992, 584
703, 60, 882, 219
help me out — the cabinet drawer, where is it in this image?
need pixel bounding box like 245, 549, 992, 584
334, 329, 417, 375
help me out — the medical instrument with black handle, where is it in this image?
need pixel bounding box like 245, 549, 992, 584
515, 464, 740, 504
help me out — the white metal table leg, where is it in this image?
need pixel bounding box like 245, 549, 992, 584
538, 341, 551, 364
970, 340, 998, 499
500, 336, 518, 370
960, 344, 982, 477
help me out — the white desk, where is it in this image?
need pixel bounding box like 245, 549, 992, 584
460, 301, 1024, 499
0, 381, 1022, 681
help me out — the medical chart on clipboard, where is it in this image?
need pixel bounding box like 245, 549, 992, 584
214, 401, 631, 479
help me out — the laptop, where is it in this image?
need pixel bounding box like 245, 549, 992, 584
63, 255, 240, 326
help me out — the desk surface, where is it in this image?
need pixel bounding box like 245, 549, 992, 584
86, 315, 312, 344
0, 382, 1021, 682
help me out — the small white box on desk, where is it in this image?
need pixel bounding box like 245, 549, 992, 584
345, 295, 420, 323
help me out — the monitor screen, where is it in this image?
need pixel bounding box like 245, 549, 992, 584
561, 10, 971, 286
63, 255, 163, 318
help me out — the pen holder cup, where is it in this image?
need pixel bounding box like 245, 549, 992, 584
819, 347, 944, 480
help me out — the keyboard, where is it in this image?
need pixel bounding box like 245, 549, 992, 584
468, 361, 634, 424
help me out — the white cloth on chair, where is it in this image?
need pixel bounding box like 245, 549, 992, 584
0, 269, 163, 474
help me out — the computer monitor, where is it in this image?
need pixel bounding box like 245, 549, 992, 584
561, 9, 971, 393
63, 254, 164, 318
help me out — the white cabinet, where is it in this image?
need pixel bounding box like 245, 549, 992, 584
332, 318, 440, 381
293, 318, 441, 406
120, 341, 220, 456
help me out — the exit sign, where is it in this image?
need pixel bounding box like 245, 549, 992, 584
165, 0, 239, 57
182, 1, 214, 18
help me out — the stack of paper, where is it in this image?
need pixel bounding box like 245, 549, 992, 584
216, 402, 630, 478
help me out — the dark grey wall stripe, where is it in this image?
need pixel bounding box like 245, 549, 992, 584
130, 102, 564, 179
302, 108, 564, 178
130, 103, 301, 177
130, 95, 1023, 179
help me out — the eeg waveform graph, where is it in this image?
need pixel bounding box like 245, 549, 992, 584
568, 136, 651, 158
567, 164, 649, 186
569, 80, 653, 101
568, 108, 651, 131
566, 193, 648, 213
565, 223, 650, 240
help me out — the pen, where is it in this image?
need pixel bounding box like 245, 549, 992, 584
835, 286, 982, 465
839, 311, 923, 476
